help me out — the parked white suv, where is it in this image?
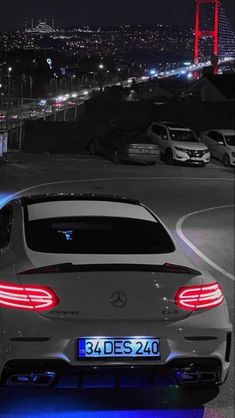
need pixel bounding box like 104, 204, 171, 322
147, 122, 210, 166
200, 129, 235, 167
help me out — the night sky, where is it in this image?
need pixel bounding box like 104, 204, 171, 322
1, 0, 234, 31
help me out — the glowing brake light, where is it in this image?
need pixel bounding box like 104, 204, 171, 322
0, 282, 59, 311
175, 282, 224, 311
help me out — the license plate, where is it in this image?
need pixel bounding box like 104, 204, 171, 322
191, 157, 202, 161
78, 337, 160, 358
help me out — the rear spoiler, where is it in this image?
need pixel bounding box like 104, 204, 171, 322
19, 263, 200, 275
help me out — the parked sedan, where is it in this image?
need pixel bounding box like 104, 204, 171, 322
200, 129, 235, 167
0, 193, 232, 389
87, 130, 159, 165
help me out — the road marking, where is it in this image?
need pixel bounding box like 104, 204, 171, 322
176, 205, 235, 281
0, 176, 234, 207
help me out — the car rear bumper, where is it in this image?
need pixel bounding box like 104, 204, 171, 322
127, 153, 158, 164
0, 357, 224, 389
229, 158, 235, 166
0, 330, 232, 387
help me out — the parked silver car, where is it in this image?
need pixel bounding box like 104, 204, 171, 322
200, 129, 235, 167
0, 193, 232, 389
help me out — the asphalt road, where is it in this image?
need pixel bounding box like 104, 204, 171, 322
0, 153, 234, 418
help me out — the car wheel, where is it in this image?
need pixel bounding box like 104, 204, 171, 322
113, 149, 120, 164
223, 154, 230, 167
165, 149, 174, 165
88, 141, 96, 155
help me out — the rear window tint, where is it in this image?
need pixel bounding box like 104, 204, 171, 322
0, 206, 13, 248
24, 216, 175, 254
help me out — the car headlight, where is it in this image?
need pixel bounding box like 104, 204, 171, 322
204, 149, 210, 155
175, 147, 187, 152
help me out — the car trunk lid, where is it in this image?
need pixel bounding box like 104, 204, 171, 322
17, 263, 202, 321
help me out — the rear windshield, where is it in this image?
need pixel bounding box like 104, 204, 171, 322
125, 135, 153, 144
24, 216, 175, 254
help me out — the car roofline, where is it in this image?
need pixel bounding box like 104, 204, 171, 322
19, 193, 141, 207
158, 123, 193, 131
206, 129, 235, 134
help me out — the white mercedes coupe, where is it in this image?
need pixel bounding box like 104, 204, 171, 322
0, 194, 232, 389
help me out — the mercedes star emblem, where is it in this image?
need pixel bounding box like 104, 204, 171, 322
110, 291, 127, 308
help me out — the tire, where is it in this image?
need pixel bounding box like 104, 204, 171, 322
165, 149, 174, 165
113, 149, 120, 164
88, 142, 96, 155
223, 154, 230, 167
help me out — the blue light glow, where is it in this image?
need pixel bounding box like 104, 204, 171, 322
0, 410, 206, 418
0, 193, 14, 208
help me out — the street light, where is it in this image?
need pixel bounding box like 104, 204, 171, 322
98, 64, 105, 90
71, 74, 76, 90
90, 72, 97, 88
6, 67, 13, 131
7, 66, 13, 96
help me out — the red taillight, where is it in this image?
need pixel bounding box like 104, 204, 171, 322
175, 282, 224, 311
0, 281, 59, 311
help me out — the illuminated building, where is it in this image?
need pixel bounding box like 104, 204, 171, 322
25, 19, 56, 34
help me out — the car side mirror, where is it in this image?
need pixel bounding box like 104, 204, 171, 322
218, 141, 224, 145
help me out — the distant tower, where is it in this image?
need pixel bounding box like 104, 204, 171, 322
24, 20, 27, 30
31, 18, 34, 29
194, 0, 219, 63
52, 19, 55, 29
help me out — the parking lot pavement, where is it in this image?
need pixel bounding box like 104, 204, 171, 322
0, 151, 231, 168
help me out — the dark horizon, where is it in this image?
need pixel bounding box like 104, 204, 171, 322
1, 0, 234, 32
17, 21, 196, 31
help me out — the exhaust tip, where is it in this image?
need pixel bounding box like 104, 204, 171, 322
6, 371, 56, 387
176, 370, 200, 384
176, 369, 217, 385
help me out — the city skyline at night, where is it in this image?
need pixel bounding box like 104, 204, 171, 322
0, 0, 234, 32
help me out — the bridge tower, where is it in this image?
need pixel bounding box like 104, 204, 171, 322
194, 0, 219, 63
